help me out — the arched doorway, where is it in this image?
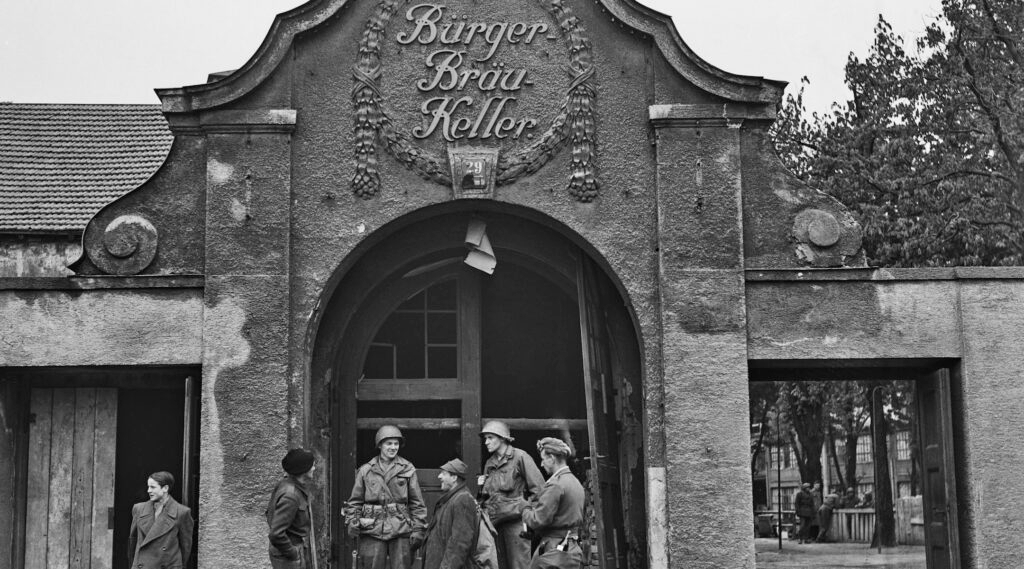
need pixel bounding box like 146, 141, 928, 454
310, 206, 647, 569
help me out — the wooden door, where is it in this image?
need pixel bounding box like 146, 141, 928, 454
916, 369, 960, 569
576, 255, 627, 569
26, 388, 118, 569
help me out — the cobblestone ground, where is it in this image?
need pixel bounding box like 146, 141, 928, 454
755, 538, 926, 568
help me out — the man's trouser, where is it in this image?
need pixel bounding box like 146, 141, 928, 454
495, 520, 532, 569
356, 536, 412, 569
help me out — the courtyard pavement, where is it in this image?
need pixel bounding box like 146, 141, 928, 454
755, 538, 926, 568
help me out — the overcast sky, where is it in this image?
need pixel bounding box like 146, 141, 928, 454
0, 0, 942, 114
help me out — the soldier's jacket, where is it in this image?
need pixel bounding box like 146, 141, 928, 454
345, 455, 428, 541
481, 446, 544, 522
521, 466, 584, 536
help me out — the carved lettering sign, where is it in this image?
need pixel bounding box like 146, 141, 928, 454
352, 0, 599, 202
396, 3, 546, 142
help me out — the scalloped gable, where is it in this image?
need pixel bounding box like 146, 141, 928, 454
155, 0, 785, 113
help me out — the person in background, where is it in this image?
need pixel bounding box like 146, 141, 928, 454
839, 487, 859, 509
267, 448, 318, 569
794, 483, 816, 544
346, 425, 428, 569
479, 421, 545, 569
128, 471, 194, 569
817, 491, 840, 543
857, 491, 874, 509
521, 437, 585, 569
809, 481, 823, 541
422, 459, 477, 569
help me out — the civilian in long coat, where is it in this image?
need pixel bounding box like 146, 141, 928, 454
422, 459, 477, 569
128, 471, 194, 569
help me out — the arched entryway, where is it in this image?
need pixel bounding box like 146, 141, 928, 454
310, 205, 647, 569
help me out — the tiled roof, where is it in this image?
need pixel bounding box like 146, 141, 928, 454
0, 103, 173, 234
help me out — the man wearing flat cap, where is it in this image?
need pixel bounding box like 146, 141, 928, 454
422, 459, 479, 569
268, 448, 318, 569
521, 438, 585, 569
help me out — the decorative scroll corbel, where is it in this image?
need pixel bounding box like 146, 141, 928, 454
90, 214, 159, 275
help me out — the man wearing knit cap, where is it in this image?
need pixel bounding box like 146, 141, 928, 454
522, 438, 585, 569
268, 448, 318, 569
421, 459, 479, 569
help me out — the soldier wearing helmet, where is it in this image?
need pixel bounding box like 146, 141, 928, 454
478, 421, 544, 569
345, 425, 427, 569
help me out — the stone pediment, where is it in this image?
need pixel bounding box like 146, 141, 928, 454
156, 0, 784, 114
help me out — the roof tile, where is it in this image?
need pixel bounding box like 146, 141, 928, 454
0, 103, 173, 233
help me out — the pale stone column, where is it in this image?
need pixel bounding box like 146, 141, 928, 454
198, 110, 297, 569
649, 104, 758, 569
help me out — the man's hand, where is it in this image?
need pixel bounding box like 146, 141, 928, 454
410, 533, 425, 551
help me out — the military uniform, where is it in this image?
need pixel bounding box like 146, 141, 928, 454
521, 466, 585, 569
482, 446, 544, 569
345, 455, 428, 569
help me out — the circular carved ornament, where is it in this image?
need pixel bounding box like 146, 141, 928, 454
351, 0, 599, 202
94, 214, 159, 275
794, 208, 841, 247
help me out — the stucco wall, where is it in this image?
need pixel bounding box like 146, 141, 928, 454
0, 238, 81, 278
0, 286, 202, 366
957, 278, 1024, 567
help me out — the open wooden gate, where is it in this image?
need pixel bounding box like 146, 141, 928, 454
26, 387, 118, 569
916, 369, 961, 569
576, 255, 628, 569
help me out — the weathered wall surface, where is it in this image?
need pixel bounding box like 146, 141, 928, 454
197, 114, 295, 569
746, 272, 962, 360
0, 287, 202, 366
957, 278, 1024, 568
0, 238, 80, 277
652, 112, 754, 569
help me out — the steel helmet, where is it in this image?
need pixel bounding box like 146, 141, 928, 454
480, 420, 514, 442
375, 425, 404, 447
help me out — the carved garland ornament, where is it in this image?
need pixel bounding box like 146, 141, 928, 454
352, 0, 598, 201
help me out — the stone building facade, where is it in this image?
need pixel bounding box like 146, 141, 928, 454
2, 1, 1022, 568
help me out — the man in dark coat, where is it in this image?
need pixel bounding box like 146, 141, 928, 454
422, 459, 477, 569
128, 471, 194, 569
521, 438, 585, 569
267, 448, 318, 569
794, 483, 816, 544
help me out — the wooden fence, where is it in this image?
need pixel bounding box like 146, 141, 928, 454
826, 497, 925, 545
